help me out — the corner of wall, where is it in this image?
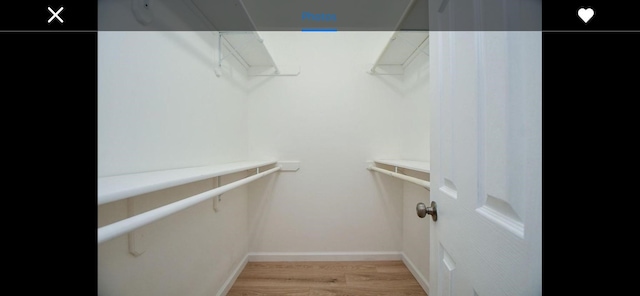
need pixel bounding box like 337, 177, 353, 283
402, 252, 430, 295
216, 253, 249, 296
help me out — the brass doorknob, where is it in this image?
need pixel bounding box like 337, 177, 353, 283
416, 201, 437, 221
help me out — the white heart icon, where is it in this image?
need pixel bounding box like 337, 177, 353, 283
578, 7, 594, 23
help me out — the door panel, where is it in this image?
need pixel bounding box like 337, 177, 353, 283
437, 245, 456, 296
477, 31, 526, 238
429, 29, 541, 296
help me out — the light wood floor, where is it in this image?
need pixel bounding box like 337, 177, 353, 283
227, 261, 428, 296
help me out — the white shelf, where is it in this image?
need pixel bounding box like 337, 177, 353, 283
98, 160, 276, 206
221, 32, 274, 67
369, 31, 429, 75
374, 159, 430, 173
218, 32, 300, 77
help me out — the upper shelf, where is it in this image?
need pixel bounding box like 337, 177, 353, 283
369, 31, 429, 75
374, 159, 430, 173
217, 32, 300, 77
98, 160, 277, 206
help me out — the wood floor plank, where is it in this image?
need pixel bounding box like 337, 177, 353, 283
229, 261, 427, 296
233, 273, 347, 288
242, 261, 378, 273
374, 261, 413, 273
345, 272, 422, 288
309, 286, 427, 296
227, 286, 310, 296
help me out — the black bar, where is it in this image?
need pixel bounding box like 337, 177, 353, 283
543, 1, 640, 31
1, 2, 96, 31
3, 1, 638, 32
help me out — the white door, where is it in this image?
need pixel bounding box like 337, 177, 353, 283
428, 29, 542, 296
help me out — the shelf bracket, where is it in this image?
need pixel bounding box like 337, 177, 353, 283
213, 176, 222, 212
127, 198, 147, 257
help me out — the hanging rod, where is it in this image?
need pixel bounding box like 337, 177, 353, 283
368, 165, 430, 190
98, 166, 281, 244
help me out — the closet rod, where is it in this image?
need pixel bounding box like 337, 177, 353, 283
368, 165, 430, 190
98, 166, 281, 244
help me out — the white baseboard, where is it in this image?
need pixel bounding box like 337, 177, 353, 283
401, 252, 430, 295
248, 252, 403, 262
216, 254, 249, 296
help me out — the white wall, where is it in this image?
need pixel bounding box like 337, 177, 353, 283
246, 32, 430, 257
97, 29, 251, 295
98, 28, 431, 294
399, 48, 431, 288
398, 46, 431, 161
98, 31, 249, 177
402, 178, 431, 291
97, 174, 250, 295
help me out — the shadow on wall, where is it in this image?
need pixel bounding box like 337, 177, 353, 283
247, 172, 280, 248
369, 169, 404, 243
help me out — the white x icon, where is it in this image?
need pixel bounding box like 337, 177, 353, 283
48, 6, 64, 24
